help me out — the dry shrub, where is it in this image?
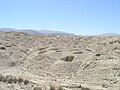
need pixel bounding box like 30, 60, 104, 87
0, 74, 4, 81
6, 75, 14, 83
50, 85, 55, 90
9, 62, 16, 67
33, 87, 42, 90
81, 87, 91, 90
61, 56, 74, 62
8, 78, 13, 83
57, 85, 64, 90
2, 78, 7, 82
102, 84, 107, 88
18, 77, 23, 83
24, 80, 29, 85
13, 77, 17, 83
0, 47, 6, 50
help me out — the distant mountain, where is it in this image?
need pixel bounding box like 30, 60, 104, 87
0, 28, 17, 32
0, 28, 75, 36
20, 29, 40, 34
98, 33, 120, 36
38, 30, 75, 36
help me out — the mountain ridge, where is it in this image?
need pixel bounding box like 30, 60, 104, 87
0, 28, 120, 36
0, 28, 75, 36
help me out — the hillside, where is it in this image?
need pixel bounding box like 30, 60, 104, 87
0, 32, 120, 90
0, 28, 75, 36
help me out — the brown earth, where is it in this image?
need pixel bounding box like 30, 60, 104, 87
0, 32, 120, 90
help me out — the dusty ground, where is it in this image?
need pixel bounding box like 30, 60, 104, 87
0, 31, 120, 90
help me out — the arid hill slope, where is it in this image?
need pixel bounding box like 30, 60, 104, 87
0, 32, 120, 90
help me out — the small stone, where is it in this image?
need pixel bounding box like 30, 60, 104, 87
0, 47, 6, 50
61, 56, 74, 62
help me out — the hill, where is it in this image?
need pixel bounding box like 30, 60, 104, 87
0, 32, 120, 90
0, 28, 75, 36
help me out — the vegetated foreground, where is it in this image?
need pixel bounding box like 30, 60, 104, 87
0, 32, 120, 90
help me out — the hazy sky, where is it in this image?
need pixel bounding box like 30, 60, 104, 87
0, 0, 120, 35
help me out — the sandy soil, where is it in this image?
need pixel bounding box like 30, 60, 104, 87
0, 32, 120, 90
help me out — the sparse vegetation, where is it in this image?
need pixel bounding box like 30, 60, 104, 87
8, 78, 13, 83
0, 74, 4, 81
49, 85, 64, 90
81, 87, 91, 90
50, 85, 55, 90
57, 85, 64, 90
18, 77, 23, 83
61, 56, 74, 62
0, 74, 30, 85
24, 80, 29, 85
2, 77, 7, 82
0, 46, 6, 50
33, 87, 42, 90
12, 77, 17, 83
9, 62, 16, 67
0, 32, 120, 90
95, 54, 102, 56
102, 84, 108, 88
73, 51, 82, 54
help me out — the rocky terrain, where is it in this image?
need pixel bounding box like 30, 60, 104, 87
0, 31, 120, 90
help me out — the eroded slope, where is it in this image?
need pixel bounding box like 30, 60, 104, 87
0, 32, 120, 90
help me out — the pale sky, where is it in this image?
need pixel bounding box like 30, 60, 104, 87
0, 0, 120, 35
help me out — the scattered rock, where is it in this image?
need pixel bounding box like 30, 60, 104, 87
73, 51, 82, 54
24, 80, 29, 85
0, 32, 120, 90
56, 50, 62, 52
0, 74, 4, 81
109, 40, 120, 44
50, 85, 55, 90
95, 54, 102, 56
38, 50, 47, 54
8, 62, 16, 67
61, 56, 75, 62
57, 85, 64, 90
50, 48, 59, 50
2, 77, 7, 82
7, 78, 13, 83
102, 84, 108, 88
81, 87, 91, 90
12, 77, 17, 83
86, 48, 93, 51
65, 84, 82, 88
38, 47, 47, 50
0, 47, 6, 50
33, 87, 42, 90
18, 77, 23, 83
20, 49, 29, 53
